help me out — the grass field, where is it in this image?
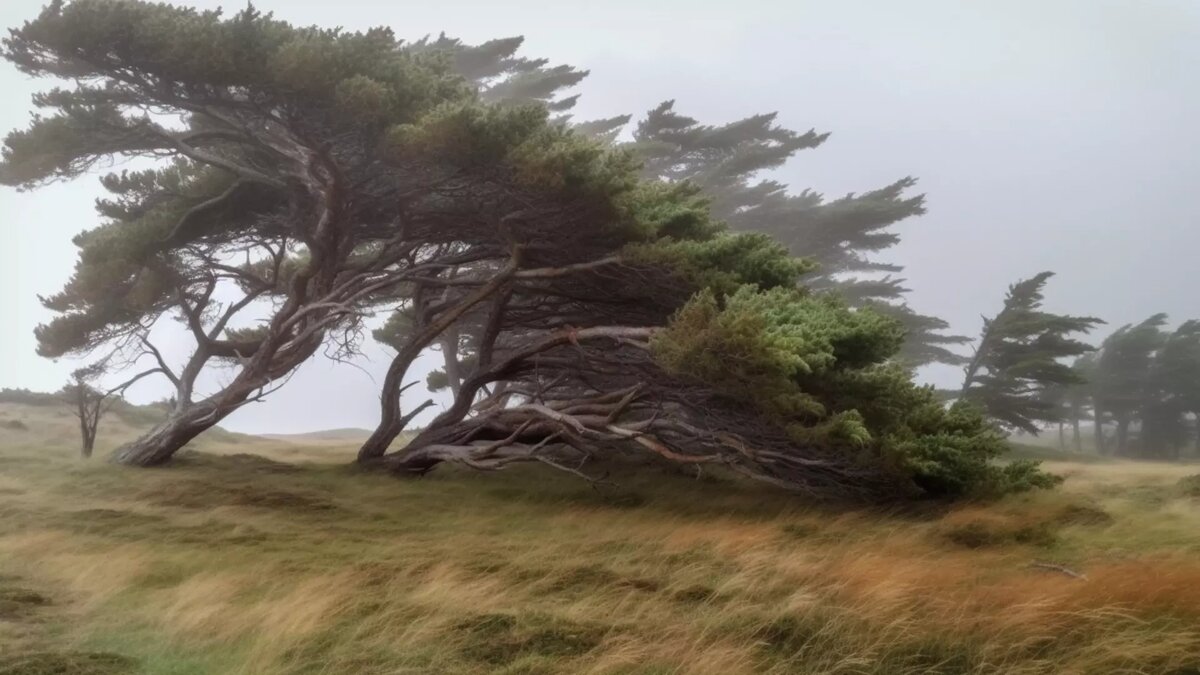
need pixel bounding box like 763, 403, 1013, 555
1, 401, 1199, 674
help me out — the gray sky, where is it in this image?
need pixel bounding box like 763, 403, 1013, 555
1, 0, 1198, 433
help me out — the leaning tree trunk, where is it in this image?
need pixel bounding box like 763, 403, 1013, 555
358, 341, 430, 463
359, 259, 520, 463
109, 401, 230, 466
356, 347, 438, 463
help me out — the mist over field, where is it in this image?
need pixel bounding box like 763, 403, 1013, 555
0, 2, 1198, 674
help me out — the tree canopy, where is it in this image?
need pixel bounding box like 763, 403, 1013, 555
959, 272, 1102, 434
2, 1, 1057, 499
415, 38, 970, 368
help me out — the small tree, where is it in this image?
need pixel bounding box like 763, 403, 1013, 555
960, 272, 1102, 433
62, 360, 161, 458
63, 365, 106, 458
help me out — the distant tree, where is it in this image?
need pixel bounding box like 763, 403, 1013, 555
625, 101, 970, 367
959, 272, 1102, 433
1091, 314, 1169, 456
1134, 319, 1199, 458
63, 366, 106, 459
1154, 320, 1200, 453
62, 360, 161, 458
417, 41, 969, 370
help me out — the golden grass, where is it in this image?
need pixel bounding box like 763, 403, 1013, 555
0, 401, 1198, 674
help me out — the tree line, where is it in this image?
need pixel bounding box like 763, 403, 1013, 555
1, 2, 1187, 502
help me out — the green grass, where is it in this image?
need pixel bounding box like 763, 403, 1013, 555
0, 401, 1199, 673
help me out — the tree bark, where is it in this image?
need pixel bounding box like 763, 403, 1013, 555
1072, 416, 1082, 453
109, 402, 221, 466
357, 346, 423, 462
358, 255, 522, 463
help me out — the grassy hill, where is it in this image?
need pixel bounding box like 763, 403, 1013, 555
0, 397, 371, 465
261, 428, 374, 444
1, 400, 1199, 673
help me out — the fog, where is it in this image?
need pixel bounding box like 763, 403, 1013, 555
1, 0, 1197, 433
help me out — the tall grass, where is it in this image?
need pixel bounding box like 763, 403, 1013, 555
0, 402, 1198, 674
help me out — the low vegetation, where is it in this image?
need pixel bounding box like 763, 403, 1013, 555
1, 402, 1198, 674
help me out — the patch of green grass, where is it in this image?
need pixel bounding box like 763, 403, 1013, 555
456, 612, 608, 665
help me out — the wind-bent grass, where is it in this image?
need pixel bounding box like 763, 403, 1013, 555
0, 401, 1198, 674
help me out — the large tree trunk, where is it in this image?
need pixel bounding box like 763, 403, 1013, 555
1072, 416, 1082, 453
110, 327, 327, 466
356, 346, 438, 463
109, 402, 221, 466
1058, 422, 1066, 451
1094, 406, 1107, 455
358, 355, 414, 463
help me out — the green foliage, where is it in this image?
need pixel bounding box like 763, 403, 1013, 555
426, 44, 969, 367
425, 369, 451, 392
961, 272, 1102, 433
626, 234, 812, 297
372, 309, 415, 352
1088, 316, 1200, 457
654, 287, 1055, 497
1, 2, 1064, 498
624, 101, 967, 367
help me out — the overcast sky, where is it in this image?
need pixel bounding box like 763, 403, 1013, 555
1, 0, 1197, 433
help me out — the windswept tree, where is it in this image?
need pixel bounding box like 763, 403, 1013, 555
624, 101, 970, 367
1091, 314, 1169, 455
357, 136, 1056, 498
959, 272, 1102, 433
5, 2, 1055, 500
0, 1, 535, 465
1086, 314, 1200, 458
414, 40, 968, 370
1152, 320, 1200, 454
